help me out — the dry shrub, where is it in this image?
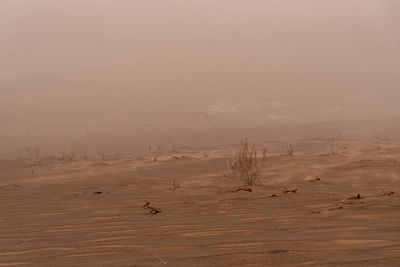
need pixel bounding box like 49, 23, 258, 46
151, 140, 170, 162
286, 144, 294, 156
329, 134, 341, 155
112, 145, 120, 160
228, 139, 266, 185
29, 147, 41, 166
65, 147, 73, 161
81, 151, 88, 161
28, 147, 41, 174
261, 146, 268, 162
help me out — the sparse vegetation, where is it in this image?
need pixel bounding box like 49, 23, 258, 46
227, 186, 252, 192
151, 140, 170, 162
228, 139, 265, 185
172, 179, 180, 190
28, 147, 41, 174
81, 150, 88, 161
97, 149, 106, 161
112, 145, 120, 160
143, 202, 162, 214
282, 187, 298, 193
286, 144, 294, 156
65, 147, 73, 161
29, 147, 41, 165
329, 134, 341, 155
261, 146, 268, 162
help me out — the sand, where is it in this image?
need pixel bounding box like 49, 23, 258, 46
1, 138, 400, 266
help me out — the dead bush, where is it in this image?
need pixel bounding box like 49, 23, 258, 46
286, 144, 294, 156
28, 147, 41, 174
228, 139, 265, 185
151, 140, 170, 162
329, 134, 341, 155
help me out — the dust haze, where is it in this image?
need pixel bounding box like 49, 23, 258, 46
2, 1, 400, 266
1, 0, 400, 130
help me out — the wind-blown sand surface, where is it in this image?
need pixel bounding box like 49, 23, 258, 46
1, 139, 400, 266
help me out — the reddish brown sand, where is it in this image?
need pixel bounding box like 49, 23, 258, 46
1, 139, 400, 266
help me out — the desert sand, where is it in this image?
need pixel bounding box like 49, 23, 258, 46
1, 136, 399, 266
2, 1, 400, 265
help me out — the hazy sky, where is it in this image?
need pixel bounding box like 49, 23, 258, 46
1, 0, 400, 129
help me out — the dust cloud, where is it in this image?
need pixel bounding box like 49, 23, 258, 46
1, 0, 400, 157
1, 3, 400, 265
1, 0, 400, 128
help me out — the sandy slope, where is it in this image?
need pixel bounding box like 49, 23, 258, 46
0, 139, 400, 266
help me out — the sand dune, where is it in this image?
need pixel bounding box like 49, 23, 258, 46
1, 138, 400, 266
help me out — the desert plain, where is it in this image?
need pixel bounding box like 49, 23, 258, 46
2, 1, 400, 265
0, 125, 400, 267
